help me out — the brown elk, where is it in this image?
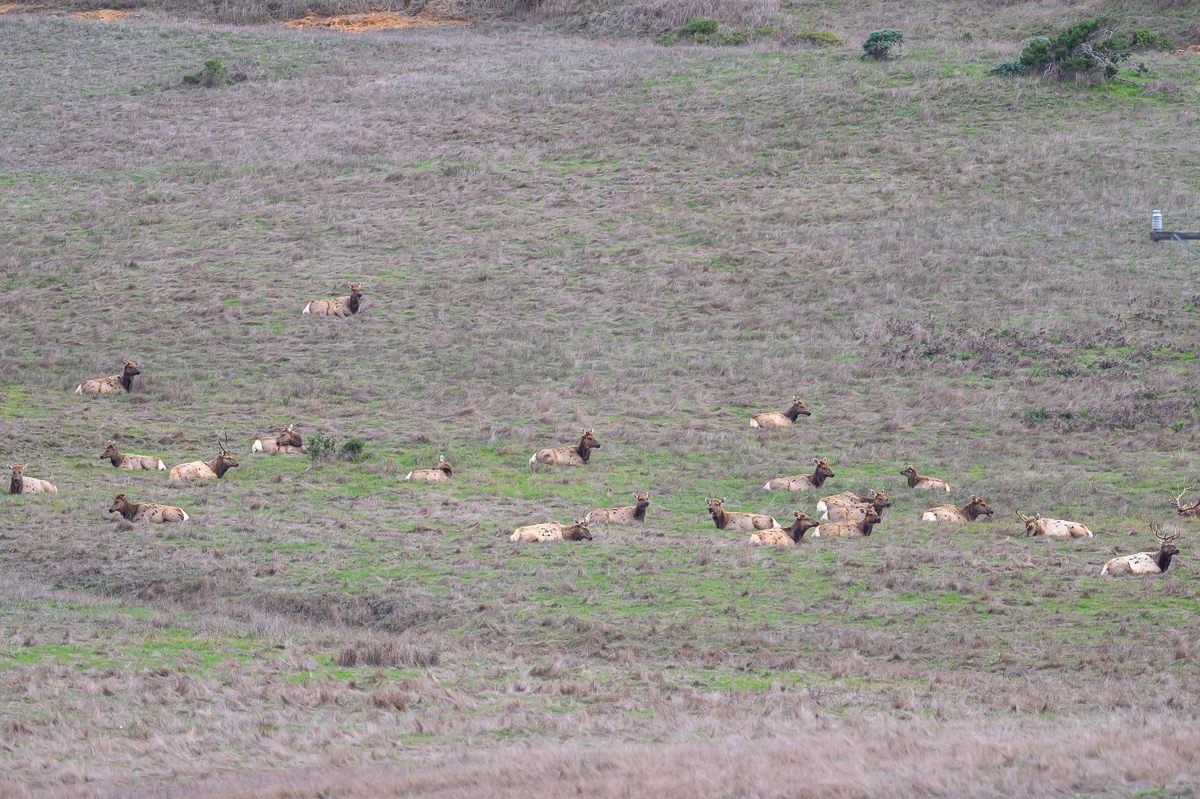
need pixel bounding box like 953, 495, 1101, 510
75, 361, 139, 396
303, 284, 362, 317
100, 442, 166, 471
586, 493, 649, 526
1016, 512, 1093, 539
169, 437, 239, 482
1171, 488, 1200, 517
9, 464, 57, 494
823, 492, 893, 522
817, 490, 879, 514
900, 465, 951, 493
1101, 526, 1180, 576
529, 429, 601, 471
405, 455, 454, 482
762, 458, 835, 492
108, 493, 188, 523
707, 498, 777, 532
510, 519, 593, 542
252, 424, 304, 454
812, 507, 882, 538
749, 512, 820, 546
750, 396, 811, 428
922, 496, 993, 523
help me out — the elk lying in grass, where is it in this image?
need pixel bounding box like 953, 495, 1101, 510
813, 508, 882, 538
707, 498, 777, 532
100, 442, 166, 471
900, 465, 950, 493
1016, 512, 1093, 539
762, 458, 835, 492
303, 284, 362, 317
1171, 489, 1200, 517
817, 490, 878, 513
9, 464, 57, 494
169, 438, 239, 482
750, 396, 811, 428
586, 493, 649, 526
108, 493, 188, 523
749, 512, 820, 546
823, 492, 892, 522
74, 361, 139, 396
1101, 526, 1180, 576
510, 519, 592, 542
529, 429, 600, 470
922, 496, 993, 523
405, 455, 453, 482
252, 424, 304, 454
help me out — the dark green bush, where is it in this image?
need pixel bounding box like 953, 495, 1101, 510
182, 59, 232, 88
340, 438, 366, 461
680, 17, 718, 35
992, 20, 1129, 81
787, 30, 844, 47
306, 434, 336, 462
862, 29, 904, 60
1105, 28, 1173, 52
988, 60, 1026, 76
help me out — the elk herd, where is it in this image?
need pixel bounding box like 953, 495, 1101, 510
12, 364, 1191, 579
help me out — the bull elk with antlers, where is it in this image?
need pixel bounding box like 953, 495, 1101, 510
1101, 526, 1180, 576
1171, 489, 1200, 517
750, 396, 811, 428
169, 437, 239, 482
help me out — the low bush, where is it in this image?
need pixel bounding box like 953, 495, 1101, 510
653, 16, 760, 46
862, 29, 903, 60
340, 438, 366, 461
306, 434, 336, 462
785, 30, 843, 47
182, 59, 231, 88
991, 20, 1147, 81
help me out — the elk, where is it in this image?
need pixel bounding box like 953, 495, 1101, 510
1101, 526, 1180, 576
1016, 512, 1093, 539
9, 464, 57, 494
813, 507, 882, 538
510, 519, 593, 542
823, 492, 892, 522
100, 441, 166, 471
252, 424, 304, 454
707, 497, 777, 532
750, 396, 811, 428
303, 284, 362, 317
817, 490, 880, 514
1170, 488, 1200, 517
900, 465, 951, 492
749, 512, 820, 546
529, 429, 601, 471
922, 496, 993, 523
762, 458, 835, 492
108, 493, 188, 523
169, 437, 239, 482
405, 455, 454, 482
74, 361, 139, 396
586, 493, 649, 526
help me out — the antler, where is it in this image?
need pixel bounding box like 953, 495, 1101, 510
1172, 488, 1193, 511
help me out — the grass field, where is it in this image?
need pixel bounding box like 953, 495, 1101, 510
3, 1, 1200, 795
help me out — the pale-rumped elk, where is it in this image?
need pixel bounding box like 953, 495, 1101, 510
252, 424, 304, 454
813, 508, 882, 538
1016, 512, 1093, 539
823, 492, 893, 522
900, 465, 951, 493
750, 396, 811, 428
510, 519, 593, 542
74, 361, 139, 396
1101, 526, 1180, 576
405, 455, 454, 482
586, 493, 649, 526
816, 490, 879, 515
749, 512, 820, 546
303, 284, 362, 317
108, 493, 188, 523
9, 464, 57, 494
707, 497, 777, 532
529, 429, 601, 471
922, 496, 994, 523
762, 458, 835, 492
100, 441, 166, 471
169, 438, 239, 482
1171, 488, 1200, 517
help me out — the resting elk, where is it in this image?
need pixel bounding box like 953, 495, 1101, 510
252, 424, 304, 454
707, 498, 777, 532
510, 519, 593, 542
1101, 526, 1180, 576
900, 465, 950, 493
762, 458, 835, 492
749, 512, 820, 546
1016, 512, 1093, 539
169, 437, 239, 482
74, 361, 139, 396
922, 496, 993, 523
822, 491, 892, 522
586, 493, 649, 526
1171, 489, 1200, 517
750, 396, 811, 428
303, 284, 362, 317
9, 464, 57, 494
813, 507, 882, 538
529, 429, 600, 471
108, 493, 188, 523
405, 455, 454, 482
100, 442, 166, 471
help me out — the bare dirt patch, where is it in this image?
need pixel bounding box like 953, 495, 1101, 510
284, 0, 465, 31
73, 8, 128, 19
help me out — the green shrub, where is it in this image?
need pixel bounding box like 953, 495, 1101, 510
1105, 28, 1173, 52
787, 30, 843, 47
306, 434, 336, 462
680, 17, 718, 36
182, 59, 232, 88
340, 438, 366, 461
988, 60, 1026, 76
862, 29, 903, 60
993, 21, 1130, 81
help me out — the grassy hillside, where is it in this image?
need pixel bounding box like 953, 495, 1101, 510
3, 3, 1200, 795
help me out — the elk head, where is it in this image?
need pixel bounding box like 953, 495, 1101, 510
1153, 524, 1181, 555
580, 429, 601, 450
812, 458, 835, 480
101, 441, 119, 459
633, 493, 650, 509
214, 435, 240, 476
790, 396, 812, 416
966, 497, 994, 520
1171, 488, 1200, 517
108, 493, 134, 517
